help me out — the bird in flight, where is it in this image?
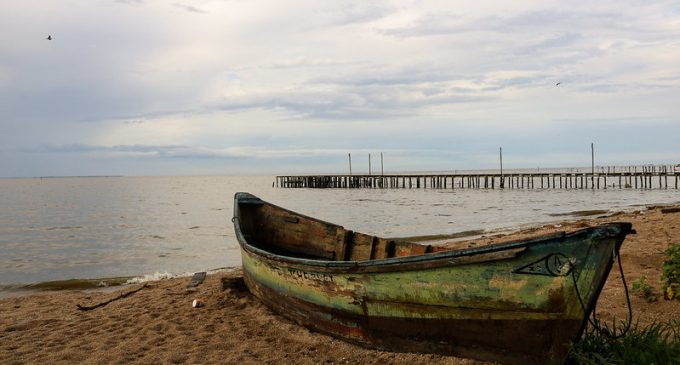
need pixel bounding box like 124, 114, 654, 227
46, 35, 52, 40
555, 82, 561, 86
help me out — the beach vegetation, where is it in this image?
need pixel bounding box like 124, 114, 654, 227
568, 320, 680, 365
631, 275, 658, 302
662, 243, 680, 300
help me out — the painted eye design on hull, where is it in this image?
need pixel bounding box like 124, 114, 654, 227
514, 253, 576, 277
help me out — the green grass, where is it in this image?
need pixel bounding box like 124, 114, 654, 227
631, 275, 658, 302
663, 243, 680, 300
568, 320, 680, 365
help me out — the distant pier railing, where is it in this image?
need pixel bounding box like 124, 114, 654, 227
276, 172, 680, 189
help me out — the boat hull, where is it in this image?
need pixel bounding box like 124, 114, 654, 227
233, 193, 632, 365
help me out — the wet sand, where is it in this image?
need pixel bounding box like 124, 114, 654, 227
2, 205, 680, 364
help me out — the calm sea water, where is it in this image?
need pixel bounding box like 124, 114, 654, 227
0, 174, 678, 290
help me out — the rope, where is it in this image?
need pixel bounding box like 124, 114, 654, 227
571, 248, 632, 340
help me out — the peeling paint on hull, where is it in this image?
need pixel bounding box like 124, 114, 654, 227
232, 192, 633, 365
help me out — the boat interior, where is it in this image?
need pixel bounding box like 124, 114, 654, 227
237, 198, 434, 261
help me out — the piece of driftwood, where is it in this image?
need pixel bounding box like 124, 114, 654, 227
662, 207, 680, 214
76, 284, 150, 311
186, 272, 207, 288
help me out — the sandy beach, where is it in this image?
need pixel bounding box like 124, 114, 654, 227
2, 205, 680, 364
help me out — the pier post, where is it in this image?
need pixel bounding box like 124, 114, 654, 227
368, 154, 371, 176
499, 147, 504, 188
591, 143, 595, 188
381, 152, 384, 176
348, 153, 352, 176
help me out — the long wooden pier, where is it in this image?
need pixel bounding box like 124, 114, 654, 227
276, 171, 680, 189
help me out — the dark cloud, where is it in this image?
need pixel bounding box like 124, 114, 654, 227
380, 9, 624, 38
654, 75, 680, 82
123, 119, 145, 125
172, 3, 208, 14
211, 82, 491, 121
514, 32, 583, 55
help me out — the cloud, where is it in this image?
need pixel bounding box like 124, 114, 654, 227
1, 0, 679, 177
172, 3, 208, 14
123, 119, 146, 125
316, 2, 396, 27
16, 143, 412, 160
210, 82, 490, 120
268, 57, 357, 69
514, 32, 583, 55
23, 144, 189, 156
115, 0, 143, 5
379, 9, 626, 38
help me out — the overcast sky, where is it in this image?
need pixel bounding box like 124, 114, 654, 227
1, 0, 679, 177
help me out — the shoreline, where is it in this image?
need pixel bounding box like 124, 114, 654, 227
0, 268, 240, 299
2, 202, 680, 297
2, 204, 680, 364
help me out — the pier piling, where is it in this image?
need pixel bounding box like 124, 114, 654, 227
277, 170, 679, 190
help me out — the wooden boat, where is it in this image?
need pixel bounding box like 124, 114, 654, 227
232, 192, 633, 365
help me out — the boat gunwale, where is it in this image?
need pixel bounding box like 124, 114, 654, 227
232, 192, 631, 273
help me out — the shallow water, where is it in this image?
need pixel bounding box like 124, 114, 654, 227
0, 174, 678, 289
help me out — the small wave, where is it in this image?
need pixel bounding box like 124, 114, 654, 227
22, 277, 134, 291
548, 209, 609, 217
2, 268, 243, 295
125, 267, 238, 284
125, 271, 191, 284
45, 226, 82, 231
